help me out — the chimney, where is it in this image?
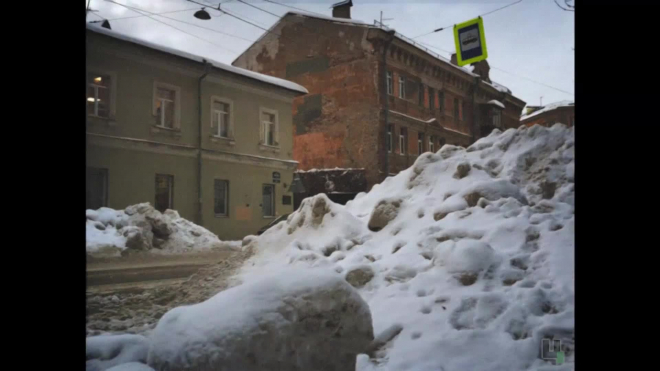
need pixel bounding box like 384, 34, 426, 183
332, 0, 353, 19
471, 60, 491, 83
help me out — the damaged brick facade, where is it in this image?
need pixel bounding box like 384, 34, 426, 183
233, 11, 526, 189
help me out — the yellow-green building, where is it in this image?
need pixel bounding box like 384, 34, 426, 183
86, 24, 308, 240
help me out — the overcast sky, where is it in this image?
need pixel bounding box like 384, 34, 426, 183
87, 0, 574, 108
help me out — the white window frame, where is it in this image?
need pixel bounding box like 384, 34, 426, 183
399, 75, 406, 99
399, 127, 407, 156
152, 81, 182, 130
493, 109, 502, 128
259, 107, 280, 148
386, 71, 393, 95
418, 133, 424, 155
429, 136, 435, 153
87, 69, 117, 119
214, 179, 229, 217
262, 184, 275, 218
210, 96, 234, 139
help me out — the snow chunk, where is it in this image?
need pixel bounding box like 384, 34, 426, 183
86, 334, 150, 371
148, 267, 374, 371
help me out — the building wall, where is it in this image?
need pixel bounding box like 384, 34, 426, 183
233, 15, 384, 187
87, 30, 299, 240
232, 13, 526, 188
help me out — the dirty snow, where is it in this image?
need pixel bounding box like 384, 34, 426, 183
86, 203, 240, 256
238, 124, 575, 370
86, 334, 150, 371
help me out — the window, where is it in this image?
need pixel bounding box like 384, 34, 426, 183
399, 76, 406, 98
461, 102, 466, 121
86, 167, 108, 210
439, 91, 445, 112
386, 71, 393, 95
418, 84, 424, 106
87, 73, 111, 118
428, 87, 435, 110
429, 136, 435, 153
212, 99, 231, 138
454, 98, 460, 123
259, 108, 279, 147
387, 124, 393, 153
439, 137, 446, 147
493, 110, 502, 128
155, 87, 176, 129
399, 127, 408, 155
155, 174, 174, 212
262, 184, 275, 217
418, 132, 424, 155
262, 112, 276, 146
214, 180, 229, 216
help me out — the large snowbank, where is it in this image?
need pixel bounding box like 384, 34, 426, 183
86, 203, 240, 256
238, 124, 575, 370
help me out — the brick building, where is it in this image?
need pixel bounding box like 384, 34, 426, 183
232, 1, 526, 189
521, 100, 574, 127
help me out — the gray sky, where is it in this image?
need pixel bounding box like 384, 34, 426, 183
87, 0, 574, 108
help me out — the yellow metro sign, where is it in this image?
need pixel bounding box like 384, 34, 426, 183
453, 17, 488, 67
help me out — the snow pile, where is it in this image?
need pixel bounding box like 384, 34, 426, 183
238, 124, 575, 370
148, 267, 374, 371
86, 203, 240, 256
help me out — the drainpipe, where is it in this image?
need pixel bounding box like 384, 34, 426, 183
471, 76, 481, 144
382, 30, 396, 181
197, 61, 212, 226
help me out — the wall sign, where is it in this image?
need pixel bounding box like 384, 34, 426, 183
272, 172, 281, 183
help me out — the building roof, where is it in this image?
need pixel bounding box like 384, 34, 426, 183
331, 0, 352, 8
520, 100, 574, 121
86, 23, 308, 95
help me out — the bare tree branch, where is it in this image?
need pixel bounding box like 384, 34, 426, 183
555, 0, 575, 11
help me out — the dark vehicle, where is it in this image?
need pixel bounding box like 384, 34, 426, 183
257, 213, 290, 235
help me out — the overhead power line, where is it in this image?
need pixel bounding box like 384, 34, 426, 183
261, 0, 328, 18
99, 7, 201, 22
415, 41, 573, 96
104, 0, 240, 54
412, 0, 524, 39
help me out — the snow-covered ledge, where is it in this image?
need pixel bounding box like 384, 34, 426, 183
210, 135, 235, 146
259, 143, 281, 153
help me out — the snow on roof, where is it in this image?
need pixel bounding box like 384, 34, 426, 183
331, 0, 352, 8
296, 167, 365, 173
520, 100, 574, 121
86, 23, 308, 95
285, 10, 368, 26
484, 80, 511, 94
443, 126, 472, 137
487, 100, 505, 109
390, 110, 437, 124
